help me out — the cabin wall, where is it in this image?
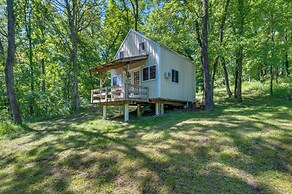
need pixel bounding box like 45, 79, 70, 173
112, 31, 160, 99
159, 47, 196, 102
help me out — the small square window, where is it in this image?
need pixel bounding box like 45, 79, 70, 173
172, 69, 179, 83
139, 42, 145, 53
119, 51, 124, 59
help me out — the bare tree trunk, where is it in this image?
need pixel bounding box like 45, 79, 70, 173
5, 0, 22, 124
130, 0, 139, 31
234, 0, 244, 102
201, 0, 214, 111
24, 0, 34, 115
211, 0, 231, 97
285, 54, 289, 76
41, 30, 46, 93
211, 56, 219, 88
220, 57, 232, 97
235, 47, 243, 102
66, 0, 80, 111
270, 64, 273, 95
41, 58, 45, 92
134, 0, 138, 31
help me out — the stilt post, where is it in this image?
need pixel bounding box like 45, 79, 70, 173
137, 104, 142, 117
103, 106, 107, 120
124, 104, 129, 121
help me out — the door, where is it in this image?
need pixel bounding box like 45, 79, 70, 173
131, 70, 140, 97
133, 70, 140, 86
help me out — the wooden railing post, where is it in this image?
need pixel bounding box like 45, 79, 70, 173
105, 87, 108, 102
124, 83, 128, 100
140, 86, 142, 99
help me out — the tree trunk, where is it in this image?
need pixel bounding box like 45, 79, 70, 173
211, 0, 231, 97
270, 64, 273, 95
5, 0, 22, 124
220, 57, 232, 97
66, 0, 80, 111
134, 0, 138, 31
41, 58, 45, 92
211, 56, 219, 88
24, 0, 34, 115
235, 47, 243, 102
41, 30, 45, 93
234, 0, 244, 102
130, 0, 139, 31
285, 54, 289, 76
201, 0, 214, 111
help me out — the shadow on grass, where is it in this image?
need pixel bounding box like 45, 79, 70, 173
0, 93, 291, 193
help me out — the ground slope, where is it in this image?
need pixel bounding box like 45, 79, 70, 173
0, 91, 291, 193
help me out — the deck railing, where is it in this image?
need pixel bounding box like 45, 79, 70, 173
91, 83, 149, 103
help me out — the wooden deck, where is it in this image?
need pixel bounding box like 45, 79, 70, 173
91, 83, 149, 105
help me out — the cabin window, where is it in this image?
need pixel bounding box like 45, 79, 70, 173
119, 51, 124, 59
150, 66, 156, 79
113, 75, 122, 86
139, 42, 145, 53
142, 65, 156, 81
172, 69, 179, 83
142, 67, 149, 81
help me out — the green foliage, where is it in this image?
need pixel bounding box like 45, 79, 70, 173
0, 108, 22, 137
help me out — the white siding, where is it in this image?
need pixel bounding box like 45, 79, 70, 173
112, 30, 160, 99
111, 29, 196, 102
159, 47, 196, 102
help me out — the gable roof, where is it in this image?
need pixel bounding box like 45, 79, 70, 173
114, 29, 193, 64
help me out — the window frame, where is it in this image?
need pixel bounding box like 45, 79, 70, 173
139, 42, 145, 53
171, 69, 179, 83
142, 65, 156, 82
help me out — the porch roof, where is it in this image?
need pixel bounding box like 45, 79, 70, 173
89, 55, 148, 73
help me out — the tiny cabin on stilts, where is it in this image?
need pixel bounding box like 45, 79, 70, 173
89, 29, 196, 121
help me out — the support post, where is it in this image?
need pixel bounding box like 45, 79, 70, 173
124, 103, 129, 122
160, 104, 164, 115
137, 104, 142, 117
155, 103, 160, 115
103, 105, 107, 120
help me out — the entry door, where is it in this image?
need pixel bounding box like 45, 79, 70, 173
133, 70, 140, 86
131, 70, 140, 97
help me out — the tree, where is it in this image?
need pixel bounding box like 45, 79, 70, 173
211, 0, 232, 97
201, 0, 213, 110
51, 0, 100, 111
4, 0, 22, 124
234, 0, 245, 102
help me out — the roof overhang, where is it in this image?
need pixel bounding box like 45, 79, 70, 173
88, 55, 148, 73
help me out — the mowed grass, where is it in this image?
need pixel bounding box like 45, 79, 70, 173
0, 88, 291, 193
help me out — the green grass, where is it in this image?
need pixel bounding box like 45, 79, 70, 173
0, 85, 291, 193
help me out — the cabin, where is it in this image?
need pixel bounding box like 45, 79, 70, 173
89, 29, 196, 121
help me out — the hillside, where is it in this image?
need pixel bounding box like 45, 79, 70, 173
0, 86, 291, 193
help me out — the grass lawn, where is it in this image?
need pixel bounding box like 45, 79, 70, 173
0, 88, 291, 193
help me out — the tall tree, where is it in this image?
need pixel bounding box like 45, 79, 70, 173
211, 0, 232, 97
51, 0, 99, 111
234, 0, 245, 102
201, 0, 213, 110
23, 0, 35, 114
4, 0, 22, 124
